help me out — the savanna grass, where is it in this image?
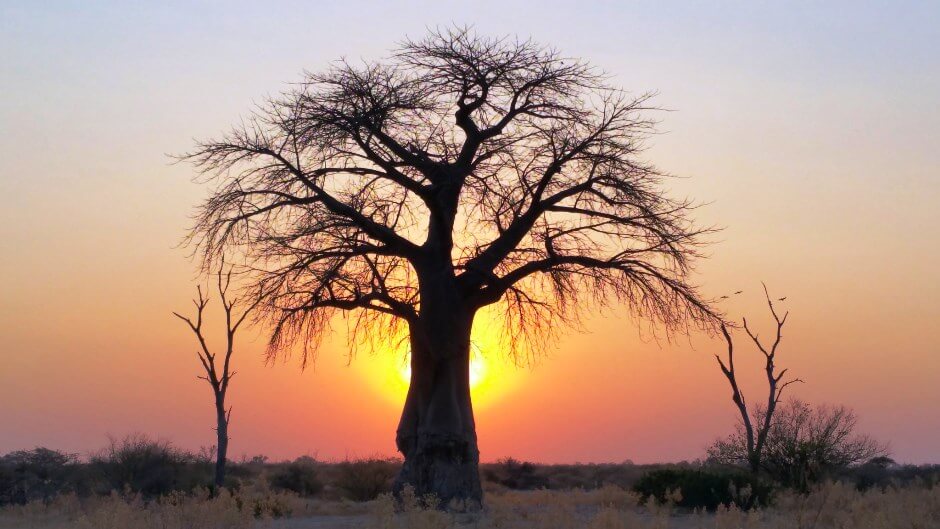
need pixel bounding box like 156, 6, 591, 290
2, 481, 937, 528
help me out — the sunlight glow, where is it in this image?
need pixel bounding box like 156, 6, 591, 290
361, 307, 523, 409
396, 351, 488, 390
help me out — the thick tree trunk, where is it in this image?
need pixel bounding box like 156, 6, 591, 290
214, 398, 228, 490
393, 297, 482, 510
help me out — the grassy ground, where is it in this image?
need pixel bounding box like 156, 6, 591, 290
2, 482, 938, 529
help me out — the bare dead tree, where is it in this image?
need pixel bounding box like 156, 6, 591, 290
173, 266, 260, 489
711, 283, 802, 474
181, 27, 719, 507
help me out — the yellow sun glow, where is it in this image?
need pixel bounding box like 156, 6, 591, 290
395, 350, 488, 390
360, 307, 522, 409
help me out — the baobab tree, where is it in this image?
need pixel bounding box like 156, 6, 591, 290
709, 284, 802, 475
182, 28, 718, 507
173, 266, 260, 489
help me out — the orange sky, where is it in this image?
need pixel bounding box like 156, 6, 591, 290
1, 2, 938, 463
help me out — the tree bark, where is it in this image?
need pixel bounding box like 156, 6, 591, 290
214, 397, 228, 490
393, 291, 482, 509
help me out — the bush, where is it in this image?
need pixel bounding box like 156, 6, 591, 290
334, 458, 399, 501
845, 459, 940, 491
0, 448, 80, 505
709, 400, 888, 491
483, 458, 548, 490
633, 468, 773, 511
268, 457, 323, 497
480, 461, 664, 491
91, 434, 211, 496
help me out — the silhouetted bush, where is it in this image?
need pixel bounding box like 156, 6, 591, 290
542, 462, 650, 490
483, 458, 549, 489
709, 401, 888, 491
847, 456, 897, 491
844, 458, 940, 491
0, 448, 81, 505
334, 458, 399, 501
224, 455, 266, 491
269, 457, 323, 497
481, 460, 674, 491
91, 435, 211, 496
633, 468, 774, 511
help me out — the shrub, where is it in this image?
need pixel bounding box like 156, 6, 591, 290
542, 462, 648, 490
91, 434, 211, 496
709, 400, 888, 491
268, 457, 323, 497
845, 460, 940, 491
632, 468, 773, 511
334, 458, 399, 501
0, 448, 80, 505
483, 458, 548, 490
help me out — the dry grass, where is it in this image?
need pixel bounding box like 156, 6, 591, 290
370, 483, 940, 529
1, 482, 937, 529
0, 491, 254, 529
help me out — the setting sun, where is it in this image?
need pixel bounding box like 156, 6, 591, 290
396, 351, 487, 391
359, 306, 524, 409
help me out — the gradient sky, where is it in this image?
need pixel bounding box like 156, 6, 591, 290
1, 1, 938, 464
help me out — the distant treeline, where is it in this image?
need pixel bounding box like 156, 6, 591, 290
2, 435, 938, 510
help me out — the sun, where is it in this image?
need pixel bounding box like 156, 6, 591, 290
362, 307, 522, 408
396, 351, 488, 390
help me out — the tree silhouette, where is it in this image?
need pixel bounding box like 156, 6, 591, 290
182, 28, 717, 507
710, 284, 802, 475
173, 265, 260, 489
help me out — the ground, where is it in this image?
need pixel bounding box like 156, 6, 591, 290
1, 482, 938, 528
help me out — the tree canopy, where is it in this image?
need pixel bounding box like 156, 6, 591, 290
183, 28, 719, 365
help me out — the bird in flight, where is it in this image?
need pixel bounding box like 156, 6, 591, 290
734, 290, 743, 295
778, 297, 787, 301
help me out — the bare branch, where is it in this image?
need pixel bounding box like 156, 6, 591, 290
180, 27, 718, 366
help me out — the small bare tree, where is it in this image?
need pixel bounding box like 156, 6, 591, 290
711, 283, 802, 474
173, 267, 260, 489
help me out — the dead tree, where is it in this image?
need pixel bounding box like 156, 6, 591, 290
711, 283, 802, 474
173, 267, 259, 489
181, 28, 719, 507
